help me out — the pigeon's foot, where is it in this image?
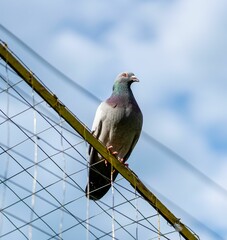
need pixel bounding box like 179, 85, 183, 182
105, 145, 118, 166
110, 158, 129, 174
106, 146, 129, 168
107, 145, 118, 155
118, 157, 129, 168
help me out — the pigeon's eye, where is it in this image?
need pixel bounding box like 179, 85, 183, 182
121, 73, 128, 78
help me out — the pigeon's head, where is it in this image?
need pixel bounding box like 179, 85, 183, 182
113, 72, 139, 90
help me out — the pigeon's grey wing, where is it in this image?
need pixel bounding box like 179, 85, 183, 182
123, 110, 143, 160
85, 102, 115, 200
91, 102, 107, 134
123, 133, 141, 161
88, 102, 105, 156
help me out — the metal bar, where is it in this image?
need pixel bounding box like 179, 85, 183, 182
0, 42, 199, 240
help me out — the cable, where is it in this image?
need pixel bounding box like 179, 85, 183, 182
142, 131, 227, 198
0, 24, 101, 103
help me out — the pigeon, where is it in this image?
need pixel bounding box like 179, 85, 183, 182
85, 72, 143, 200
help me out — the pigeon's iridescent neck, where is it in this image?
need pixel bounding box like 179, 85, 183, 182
106, 82, 136, 107
112, 81, 131, 96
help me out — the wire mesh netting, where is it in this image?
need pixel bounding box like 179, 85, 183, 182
0, 50, 183, 240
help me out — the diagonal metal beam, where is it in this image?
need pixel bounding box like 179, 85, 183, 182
0, 42, 199, 240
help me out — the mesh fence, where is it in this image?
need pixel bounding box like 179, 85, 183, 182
0, 51, 183, 240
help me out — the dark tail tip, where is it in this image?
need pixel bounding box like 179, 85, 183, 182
85, 182, 111, 201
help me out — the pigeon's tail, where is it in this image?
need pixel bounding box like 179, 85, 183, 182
85, 150, 118, 200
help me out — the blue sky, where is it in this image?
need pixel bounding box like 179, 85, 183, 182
1, 0, 227, 239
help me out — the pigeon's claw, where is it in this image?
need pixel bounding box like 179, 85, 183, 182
107, 145, 118, 156
119, 157, 129, 168
107, 145, 113, 150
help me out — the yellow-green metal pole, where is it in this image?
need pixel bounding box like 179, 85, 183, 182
0, 42, 199, 240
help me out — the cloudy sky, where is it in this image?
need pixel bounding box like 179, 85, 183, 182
1, 0, 227, 239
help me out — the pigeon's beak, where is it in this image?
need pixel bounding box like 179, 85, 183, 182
130, 75, 139, 82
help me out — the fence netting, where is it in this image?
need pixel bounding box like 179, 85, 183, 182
0, 54, 182, 240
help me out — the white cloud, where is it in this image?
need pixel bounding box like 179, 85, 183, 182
1, 0, 227, 239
